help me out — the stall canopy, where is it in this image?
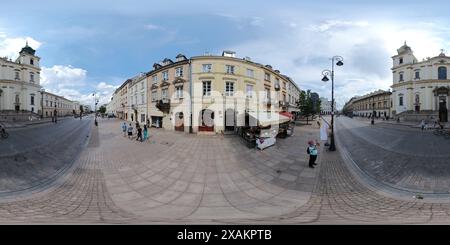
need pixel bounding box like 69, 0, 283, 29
279, 111, 294, 121
248, 111, 291, 127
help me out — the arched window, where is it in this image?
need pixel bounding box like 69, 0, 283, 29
438, 67, 447, 80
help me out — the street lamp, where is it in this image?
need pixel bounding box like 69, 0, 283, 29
371, 96, 375, 125
321, 56, 344, 152
93, 92, 98, 126
40, 88, 45, 119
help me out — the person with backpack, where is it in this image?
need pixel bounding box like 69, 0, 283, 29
127, 123, 133, 139
143, 125, 148, 141
122, 122, 127, 137
136, 125, 143, 142
307, 140, 319, 168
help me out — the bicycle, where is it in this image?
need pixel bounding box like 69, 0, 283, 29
0, 124, 8, 139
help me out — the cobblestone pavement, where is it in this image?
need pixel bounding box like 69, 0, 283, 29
336, 117, 450, 195
2, 118, 450, 223
0, 117, 92, 196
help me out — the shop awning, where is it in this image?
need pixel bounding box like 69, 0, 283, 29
248, 111, 291, 127
279, 111, 294, 120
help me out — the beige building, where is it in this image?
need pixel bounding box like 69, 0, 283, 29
109, 51, 301, 134
111, 79, 130, 120
351, 90, 392, 118
147, 54, 190, 130
41, 91, 77, 118
128, 73, 147, 124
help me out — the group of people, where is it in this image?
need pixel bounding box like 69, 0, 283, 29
122, 122, 149, 142
420, 118, 445, 131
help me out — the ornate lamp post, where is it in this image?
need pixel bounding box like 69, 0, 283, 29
321, 56, 344, 152
93, 92, 98, 126
40, 88, 45, 119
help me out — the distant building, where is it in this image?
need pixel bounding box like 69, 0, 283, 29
320, 97, 335, 115
350, 90, 392, 118
310, 92, 320, 113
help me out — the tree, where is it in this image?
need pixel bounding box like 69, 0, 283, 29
297, 90, 313, 124
99, 105, 107, 114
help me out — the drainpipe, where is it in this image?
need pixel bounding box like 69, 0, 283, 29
189, 59, 193, 133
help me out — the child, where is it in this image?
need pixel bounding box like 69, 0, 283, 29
307, 140, 319, 168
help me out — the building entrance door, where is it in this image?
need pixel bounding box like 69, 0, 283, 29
439, 97, 448, 122
199, 109, 214, 132
175, 112, 184, 132
225, 108, 236, 131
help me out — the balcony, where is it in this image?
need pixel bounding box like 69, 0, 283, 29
156, 99, 171, 113
274, 83, 280, 91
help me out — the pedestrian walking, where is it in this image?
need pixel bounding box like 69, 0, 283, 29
143, 125, 148, 141
307, 140, 319, 168
127, 123, 133, 139
136, 125, 143, 142
122, 122, 127, 137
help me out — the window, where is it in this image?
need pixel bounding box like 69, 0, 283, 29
203, 81, 211, 96
175, 67, 183, 77
162, 71, 169, 81
415, 70, 420, 79
46, 100, 48, 106
438, 66, 447, 80
283, 94, 286, 102
152, 75, 157, 83
15, 71, 19, 80
141, 114, 145, 123
265, 88, 271, 101
152, 91, 158, 101
264, 73, 270, 81
225, 65, 235, 74
176, 86, 183, 98
275, 78, 280, 87
246, 69, 254, 77
202, 64, 212, 73
225, 82, 234, 96
50, 101, 52, 107
399, 58, 403, 64
30, 73, 34, 83
162, 88, 168, 99
30, 95, 34, 105
399, 72, 404, 82
141, 93, 144, 104
141, 82, 144, 90
283, 82, 286, 89
399, 96, 404, 106
246, 84, 254, 98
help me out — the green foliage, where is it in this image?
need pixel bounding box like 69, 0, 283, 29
297, 90, 319, 117
99, 105, 107, 114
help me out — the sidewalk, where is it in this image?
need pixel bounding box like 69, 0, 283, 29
1, 116, 75, 129
351, 117, 450, 129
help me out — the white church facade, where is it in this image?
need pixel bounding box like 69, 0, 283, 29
0, 43, 42, 116
391, 43, 449, 122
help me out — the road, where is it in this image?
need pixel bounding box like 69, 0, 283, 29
336, 116, 450, 195
0, 117, 92, 196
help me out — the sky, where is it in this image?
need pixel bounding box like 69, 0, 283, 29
2, 0, 450, 109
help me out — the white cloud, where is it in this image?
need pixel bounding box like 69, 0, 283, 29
144, 24, 163, 30
228, 15, 450, 109
41, 65, 87, 88
0, 33, 41, 60
41, 65, 117, 107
